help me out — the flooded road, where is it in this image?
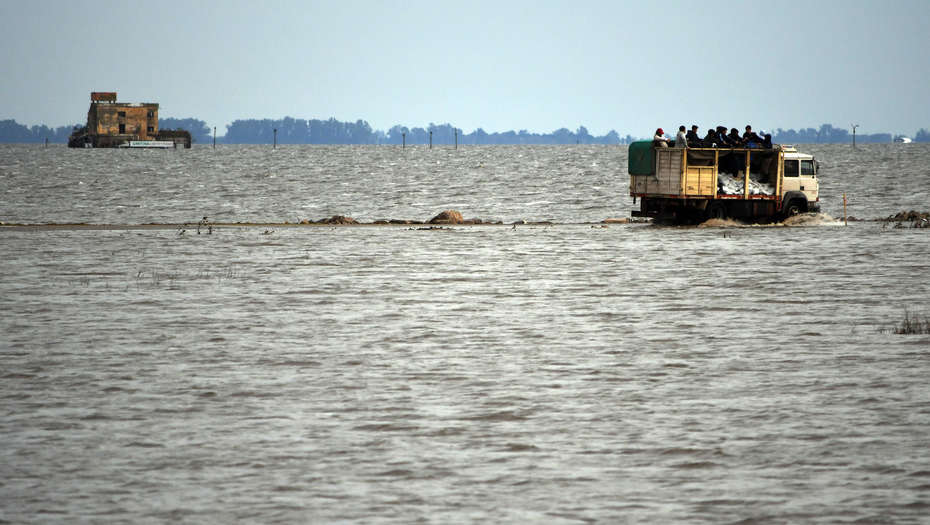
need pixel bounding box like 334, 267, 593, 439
2, 144, 929, 522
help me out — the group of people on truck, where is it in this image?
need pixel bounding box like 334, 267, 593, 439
654, 125, 772, 149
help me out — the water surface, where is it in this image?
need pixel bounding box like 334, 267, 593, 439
2, 144, 929, 523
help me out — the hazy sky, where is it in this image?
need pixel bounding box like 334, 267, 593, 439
2, 0, 928, 137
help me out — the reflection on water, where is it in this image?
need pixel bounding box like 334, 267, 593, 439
2, 144, 930, 522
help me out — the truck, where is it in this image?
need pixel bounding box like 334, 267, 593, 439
628, 142, 821, 223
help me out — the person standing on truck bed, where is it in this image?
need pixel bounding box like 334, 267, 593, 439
654, 128, 670, 147
715, 126, 733, 146
743, 125, 765, 147
702, 128, 719, 147
728, 127, 743, 145
686, 125, 701, 147
675, 126, 688, 148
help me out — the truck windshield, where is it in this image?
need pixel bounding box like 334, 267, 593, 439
801, 160, 815, 175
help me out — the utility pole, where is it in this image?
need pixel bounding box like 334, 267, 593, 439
852, 124, 859, 148
273, 128, 277, 149
213, 127, 216, 149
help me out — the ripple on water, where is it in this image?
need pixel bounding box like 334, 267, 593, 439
1, 144, 930, 523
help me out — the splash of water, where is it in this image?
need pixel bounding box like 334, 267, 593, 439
696, 213, 843, 228
697, 218, 746, 228
782, 213, 843, 227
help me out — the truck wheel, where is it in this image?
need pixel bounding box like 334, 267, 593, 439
706, 202, 726, 220
784, 200, 806, 217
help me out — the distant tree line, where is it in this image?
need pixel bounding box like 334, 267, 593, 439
159, 118, 212, 144
771, 123, 900, 144
1, 117, 928, 145
224, 117, 377, 144
382, 123, 624, 145
222, 118, 624, 145
0, 119, 79, 143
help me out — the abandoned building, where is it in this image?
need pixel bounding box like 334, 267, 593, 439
68, 92, 191, 148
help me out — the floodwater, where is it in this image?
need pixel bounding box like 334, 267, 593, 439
2, 143, 929, 523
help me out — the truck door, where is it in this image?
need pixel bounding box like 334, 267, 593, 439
798, 159, 819, 202
781, 159, 800, 195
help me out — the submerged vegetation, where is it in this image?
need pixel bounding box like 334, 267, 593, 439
882, 210, 930, 229
65, 265, 243, 291
882, 310, 930, 335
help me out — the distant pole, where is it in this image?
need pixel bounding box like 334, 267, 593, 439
45, 137, 48, 148
213, 127, 216, 149
273, 128, 277, 149
843, 193, 848, 226
455, 130, 458, 149
429, 130, 433, 149
402, 132, 406, 149
851, 124, 859, 148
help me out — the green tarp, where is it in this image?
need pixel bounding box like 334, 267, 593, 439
628, 141, 655, 175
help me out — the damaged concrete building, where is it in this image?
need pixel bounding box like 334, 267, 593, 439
68, 92, 191, 148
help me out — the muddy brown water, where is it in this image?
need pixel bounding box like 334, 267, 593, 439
2, 144, 929, 522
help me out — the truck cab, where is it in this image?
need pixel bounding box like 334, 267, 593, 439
780, 147, 820, 215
